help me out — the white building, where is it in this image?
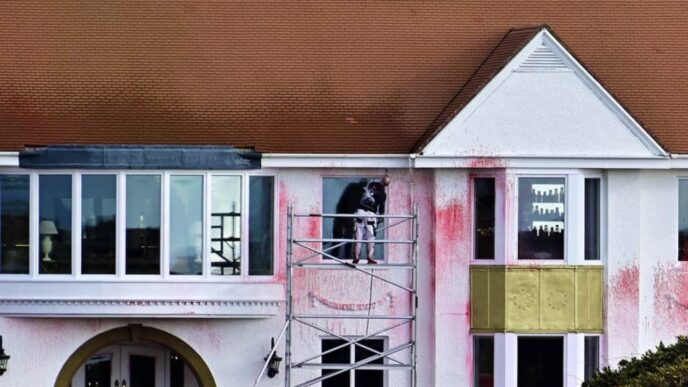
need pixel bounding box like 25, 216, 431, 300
0, 5, 687, 387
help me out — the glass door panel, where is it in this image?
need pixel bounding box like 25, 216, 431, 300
72, 346, 119, 387
121, 345, 165, 387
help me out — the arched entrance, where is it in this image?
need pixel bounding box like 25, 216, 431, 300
55, 324, 216, 387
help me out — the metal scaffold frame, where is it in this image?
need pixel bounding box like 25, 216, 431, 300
283, 204, 419, 387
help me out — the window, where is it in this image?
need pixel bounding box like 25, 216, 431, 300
1, 171, 275, 279
39, 175, 73, 274
0, 175, 30, 274
321, 338, 385, 387
474, 178, 495, 260
584, 336, 600, 382
517, 337, 563, 387
210, 176, 242, 276
679, 180, 688, 261
126, 175, 162, 275
584, 178, 601, 260
474, 336, 494, 387
82, 175, 117, 274
169, 175, 203, 276
248, 176, 274, 275
322, 177, 387, 261
518, 177, 565, 260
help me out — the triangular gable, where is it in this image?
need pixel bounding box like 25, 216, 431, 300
416, 27, 666, 158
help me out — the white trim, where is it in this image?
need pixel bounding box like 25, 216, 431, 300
0, 152, 19, 167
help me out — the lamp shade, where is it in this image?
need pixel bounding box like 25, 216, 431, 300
39, 220, 58, 235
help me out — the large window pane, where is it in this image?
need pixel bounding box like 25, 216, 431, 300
585, 178, 601, 260
126, 175, 161, 275
82, 175, 117, 274
584, 336, 600, 382
170, 175, 203, 275
39, 175, 72, 274
474, 178, 495, 260
210, 176, 242, 276
0, 175, 30, 274
517, 337, 563, 387
679, 180, 688, 261
249, 176, 274, 275
518, 177, 565, 260
474, 336, 494, 387
322, 178, 387, 261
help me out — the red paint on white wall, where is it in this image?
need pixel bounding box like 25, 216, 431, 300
653, 263, 688, 338
608, 264, 640, 357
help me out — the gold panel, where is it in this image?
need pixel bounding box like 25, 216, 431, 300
471, 265, 604, 333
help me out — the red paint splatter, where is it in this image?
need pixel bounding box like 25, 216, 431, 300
608, 264, 640, 355
468, 157, 505, 169
653, 262, 688, 338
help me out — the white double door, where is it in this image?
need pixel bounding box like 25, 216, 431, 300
73, 344, 165, 387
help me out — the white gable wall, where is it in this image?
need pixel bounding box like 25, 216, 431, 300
421, 29, 665, 158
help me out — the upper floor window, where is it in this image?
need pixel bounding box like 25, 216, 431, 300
679, 179, 688, 261
474, 177, 495, 260
518, 177, 565, 260
0, 171, 275, 278
0, 175, 30, 274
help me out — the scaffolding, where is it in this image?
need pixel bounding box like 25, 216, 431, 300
278, 204, 419, 387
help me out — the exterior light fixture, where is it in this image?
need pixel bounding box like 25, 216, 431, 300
265, 337, 282, 378
0, 335, 9, 376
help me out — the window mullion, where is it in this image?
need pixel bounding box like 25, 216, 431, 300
242, 173, 249, 278
203, 173, 210, 278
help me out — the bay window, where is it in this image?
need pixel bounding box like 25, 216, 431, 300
0, 171, 275, 279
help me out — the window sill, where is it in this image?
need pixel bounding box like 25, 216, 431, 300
0, 280, 283, 318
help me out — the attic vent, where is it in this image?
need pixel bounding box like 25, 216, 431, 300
518, 44, 569, 71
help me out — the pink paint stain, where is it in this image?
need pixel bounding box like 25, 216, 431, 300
608, 264, 640, 353
653, 262, 688, 337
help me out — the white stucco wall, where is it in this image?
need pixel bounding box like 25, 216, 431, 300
422, 72, 655, 158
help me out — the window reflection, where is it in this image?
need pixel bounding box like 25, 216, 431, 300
249, 176, 274, 275
39, 175, 72, 274
126, 175, 161, 275
82, 175, 117, 274
0, 175, 30, 274
170, 175, 203, 275
518, 177, 565, 260
211, 176, 242, 276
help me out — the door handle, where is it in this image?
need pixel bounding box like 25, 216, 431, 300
114, 380, 119, 387
122, 379, 127, 387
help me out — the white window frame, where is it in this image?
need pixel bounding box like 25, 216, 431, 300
502, 169, 606, 266
470, 173, 503, 264
0, 169, 278, 282
320, 336, 388, 387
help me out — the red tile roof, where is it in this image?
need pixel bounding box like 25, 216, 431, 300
0, 2, 686, 154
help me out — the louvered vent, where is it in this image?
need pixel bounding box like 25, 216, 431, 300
518, 44, 569, 71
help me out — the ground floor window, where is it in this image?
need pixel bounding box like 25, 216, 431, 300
517, 336, 564, 387
474, 336, 494, 387
584, 336, 600, 382
321, 338, 385, 387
